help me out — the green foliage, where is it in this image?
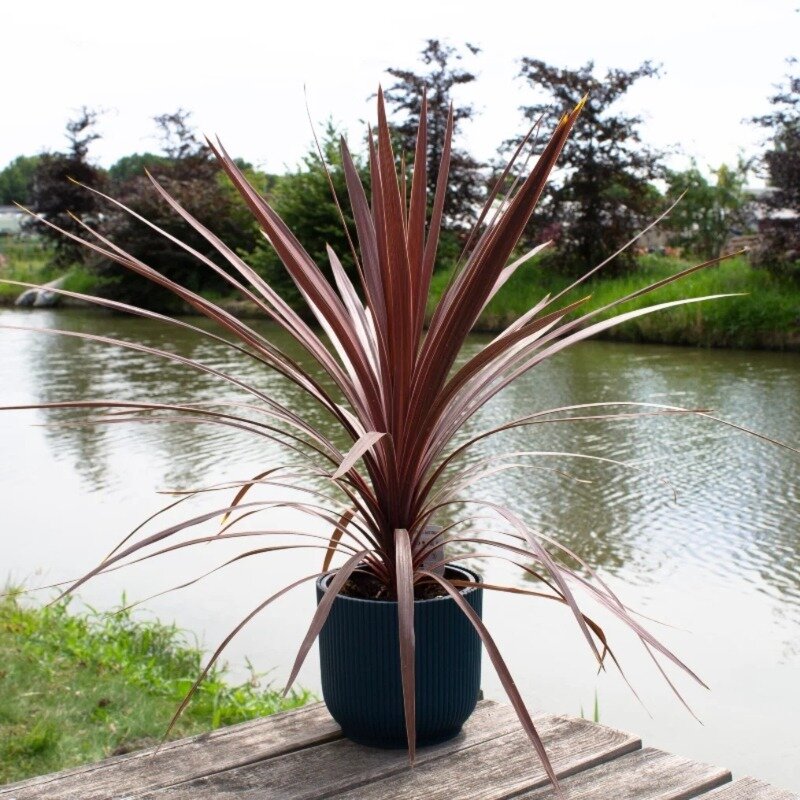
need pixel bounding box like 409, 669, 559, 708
666, 160, 752, 259
430, 253, 800, 348
579, 690, 600, 723
0, 155, 41, 205
0, 239, 113, 305
0, 238, 57, 303
60, 263, 111, 296
247, 118, 467, 313
512, 59, 663, 276
95, 110, 265, 309
0, 591, 312, 784
248, 121, 368, 306
108, 153, 171, 185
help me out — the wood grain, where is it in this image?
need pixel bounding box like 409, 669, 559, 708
2, 699, 794, 800
136, 700, 524, 799
0, 702, 340, 800
312, 714, 640, 800
696, 776, 799, 799
517, 747, 730, 799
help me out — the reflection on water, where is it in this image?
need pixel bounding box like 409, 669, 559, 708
21, 310, 338, 491
1, 308, 799, 790
460, 339, 800, 606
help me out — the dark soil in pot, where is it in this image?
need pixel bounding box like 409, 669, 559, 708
340, 569, 455, 600
316, 565, 483, 748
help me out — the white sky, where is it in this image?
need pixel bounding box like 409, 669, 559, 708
3, 0, 797, 177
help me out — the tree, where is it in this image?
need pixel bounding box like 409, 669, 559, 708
512, 59, 663, 275
751, 59, 800, 279
0, 155, 41, 205
28, 107, 107, 265
96, 110, 264, 308
108, 153, 171, 186
383, 39, 484, 243
665, 160, 752, 259
248, 122, 368, 308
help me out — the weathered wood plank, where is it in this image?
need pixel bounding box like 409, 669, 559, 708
135, 701, 536, 799
4, 698, 794, 800
204, 713, 640, 800
696, 777, 799, 799
515, 747, 730, 799
328, 715, 640, 800
0, 702, 341, 800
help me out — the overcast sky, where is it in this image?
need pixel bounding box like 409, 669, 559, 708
4, 0, 797, 178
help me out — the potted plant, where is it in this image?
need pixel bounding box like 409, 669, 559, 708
2, 90, 752, 795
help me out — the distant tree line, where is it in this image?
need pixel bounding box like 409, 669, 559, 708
1, 39, 798, 312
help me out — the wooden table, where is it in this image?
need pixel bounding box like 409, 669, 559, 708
1, 701, 796, 799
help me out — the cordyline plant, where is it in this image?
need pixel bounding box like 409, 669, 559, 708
2, 90, 766, 795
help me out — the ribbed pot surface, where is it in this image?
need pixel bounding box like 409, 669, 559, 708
316, 565, 483, 748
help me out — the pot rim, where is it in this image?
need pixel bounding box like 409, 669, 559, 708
317, 564, 482, 606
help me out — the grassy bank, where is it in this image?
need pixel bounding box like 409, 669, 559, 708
0, 239, 54, 304
4, 238, 798, 349
0, 238, 115, 306
431, 254, 800, 349
0, 592, 311, 785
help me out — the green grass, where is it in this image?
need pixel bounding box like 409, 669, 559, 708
0, 238, 54, 303
579, 690, 600, 723
60, 264, 109, 296
430, 254, 800, 349
0, 238, 110, 305
0, 591, 312, 785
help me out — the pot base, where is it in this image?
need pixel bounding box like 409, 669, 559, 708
342, 724, 464, 750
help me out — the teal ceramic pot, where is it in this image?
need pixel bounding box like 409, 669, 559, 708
316, 565, 483, 747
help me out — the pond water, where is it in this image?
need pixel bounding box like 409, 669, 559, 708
1, 307, 798, 791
